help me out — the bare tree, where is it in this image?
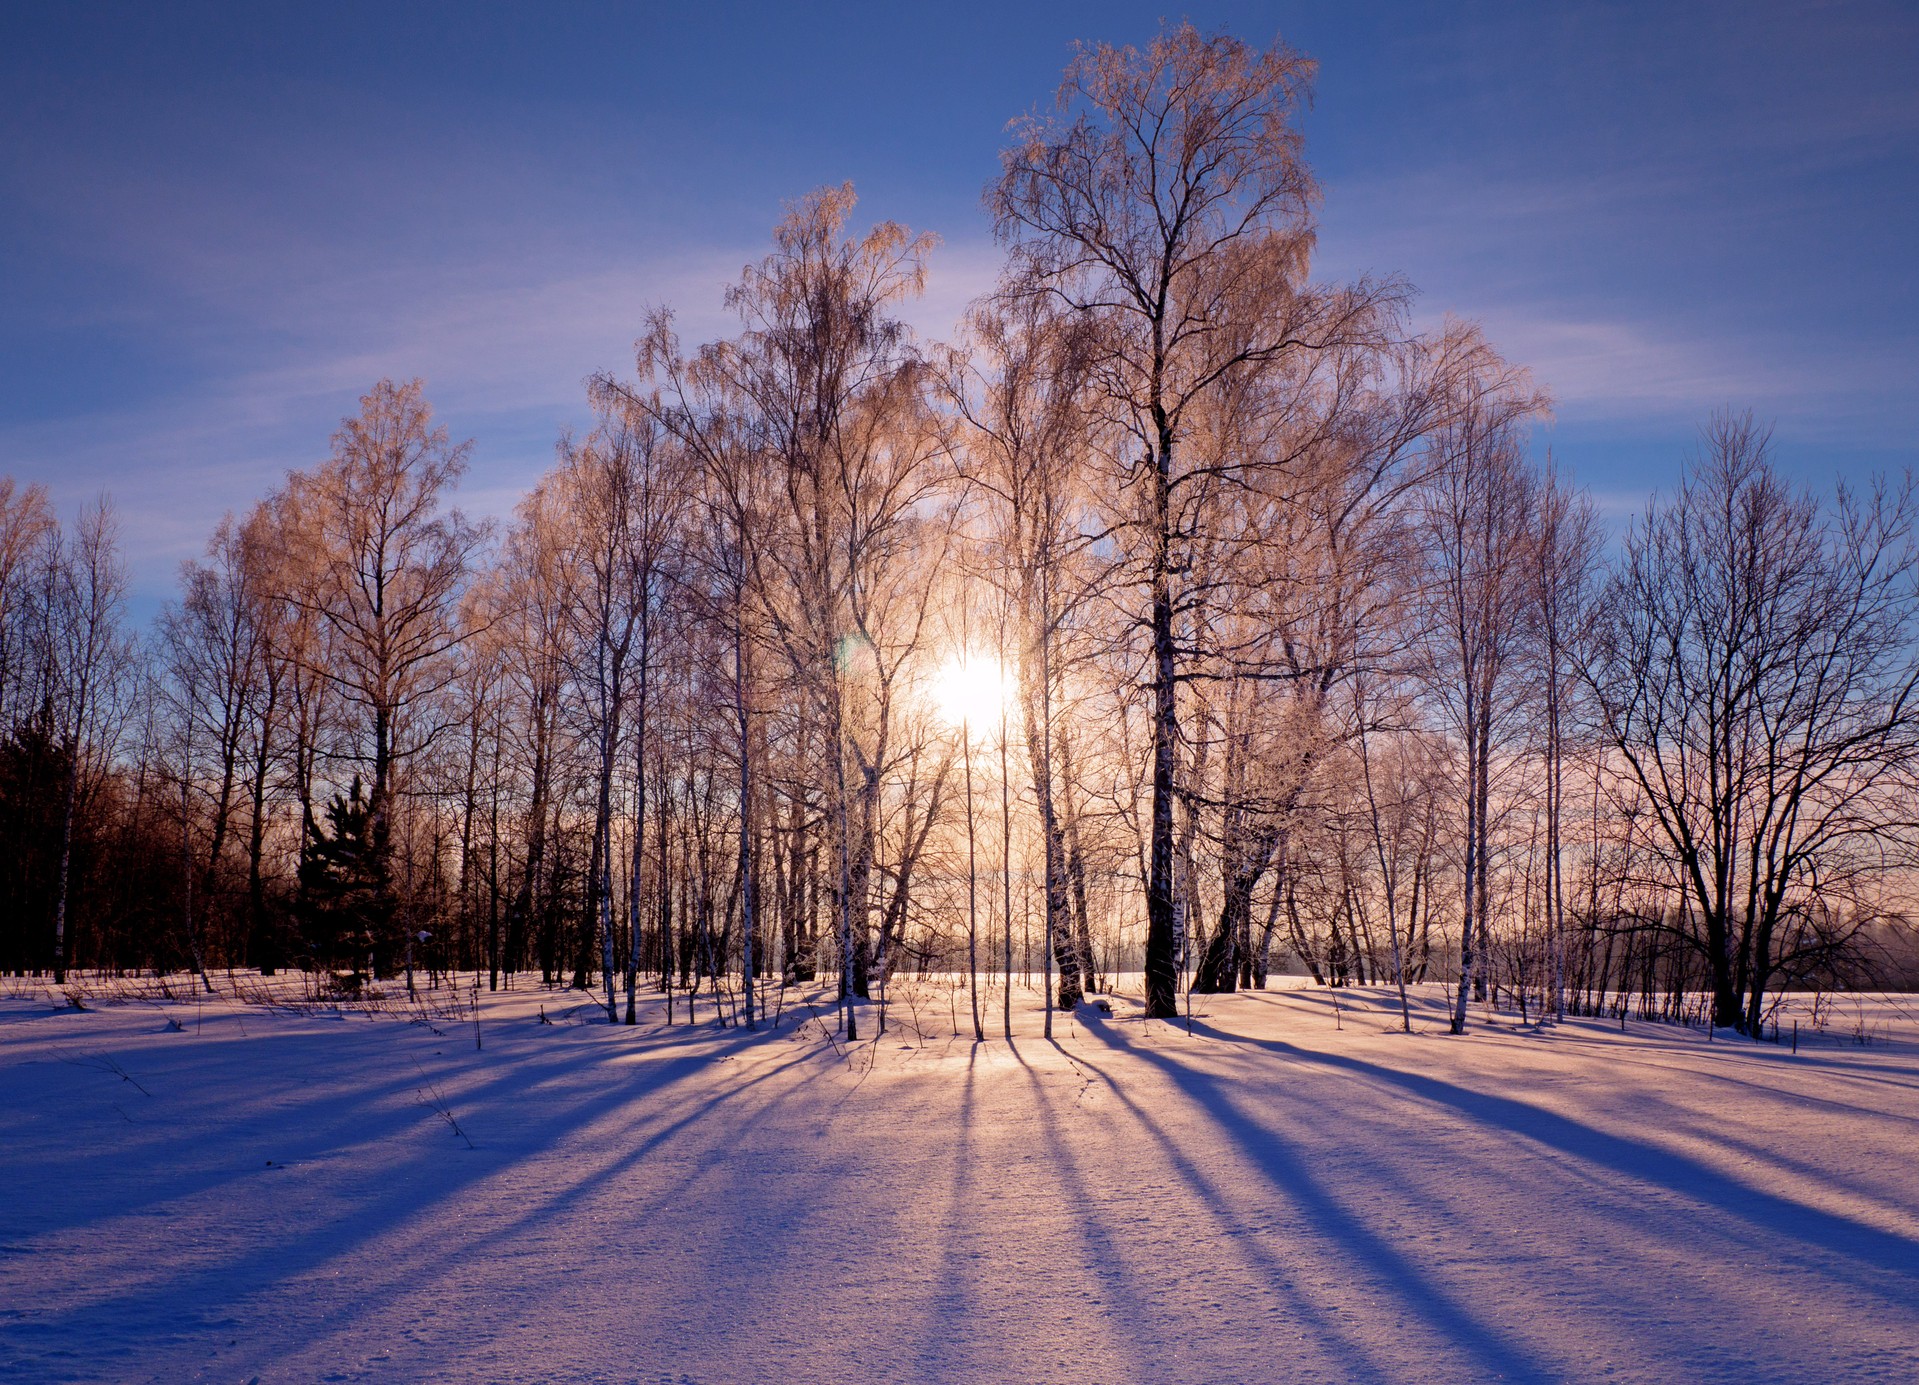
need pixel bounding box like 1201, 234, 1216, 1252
283, 380, 485, 976
948, 295, 1104, 1016
1184, 325, 1470, 997
48, 499, 130, 985
1415, 359, 1546, 1034
0, 481, 55, 730
1527, 464, 1602, 1020
1352, 678, 1444, 1029
161, 516, 272, 969
535, 407, 684, 1019
993, 22, 1396, 1016
636, 184, 945, 1041
495, 487, 572, 982
1587, 413, 1919, 1033
248, 488, 340, 963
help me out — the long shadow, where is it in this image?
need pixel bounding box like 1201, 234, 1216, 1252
6, 1016, 823, 1352
1413, 1025, 1919, 1174
1541, 1038, 1919, 1123
1229, 994, 1919, 1226
1502, 1016, 1919, 1100
343, 1042, 825, 1271
2, 1012, 768, 1239
1000, 1039, 1181, 1382
1176, 1016, 1919, 1299
2, 1025, 479, 1237
1736, 1049, 1919, 1096
1069, 1021, 1558, 1383
240, 1041, 842, 1377
899, 1042, 990, 1382
106, 1035, 825, 1381
531, 1035, 1011, 1385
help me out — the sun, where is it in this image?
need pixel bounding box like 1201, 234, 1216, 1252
931, 653, 1014, 732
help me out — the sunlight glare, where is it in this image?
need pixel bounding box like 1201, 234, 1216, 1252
932, 653, 1013, 731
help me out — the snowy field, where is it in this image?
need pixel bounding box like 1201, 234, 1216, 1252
3, 975, 1917, 1385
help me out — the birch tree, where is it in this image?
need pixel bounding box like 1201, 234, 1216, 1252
1416, 364, 1546, 1034
48, 500, 130, 985
949, 296, 1102, 1013
992, 22, 1395, 1016
1527, 465, 1601, 1020
635, 184, 944, 1041
284, 380, 484, 976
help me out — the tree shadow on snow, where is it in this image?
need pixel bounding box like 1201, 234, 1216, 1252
8, 1013, 827, 1363
1064, 1022, 1558, 1383
1150, 1016, 1919, 1307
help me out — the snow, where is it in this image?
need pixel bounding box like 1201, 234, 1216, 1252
3, 976, 1917, 1384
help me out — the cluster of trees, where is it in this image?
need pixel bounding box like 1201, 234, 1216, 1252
7, 26, 1916, 1039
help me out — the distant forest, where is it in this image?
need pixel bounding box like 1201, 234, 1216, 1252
6, 25, 1916, 1039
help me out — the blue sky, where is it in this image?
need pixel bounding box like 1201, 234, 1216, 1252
3, 1, 1915, 610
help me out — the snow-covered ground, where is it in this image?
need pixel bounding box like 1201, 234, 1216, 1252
3, 974, 1917, 1384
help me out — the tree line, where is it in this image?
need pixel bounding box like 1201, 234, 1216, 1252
7, 25, 1916, 1039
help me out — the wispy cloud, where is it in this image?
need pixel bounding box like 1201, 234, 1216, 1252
0, 226, 1005, 605
0, 247, 750, 590
1314, 153, 1918, 452
3, 0, 1912, 610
